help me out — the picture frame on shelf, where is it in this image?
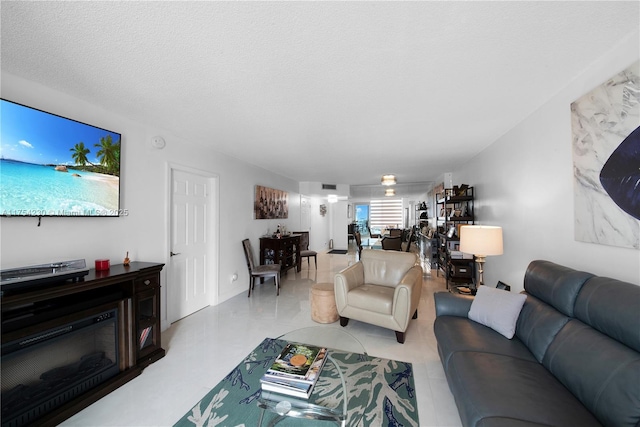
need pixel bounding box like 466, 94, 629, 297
447, 225, 456, 238
496, 281, 511, 291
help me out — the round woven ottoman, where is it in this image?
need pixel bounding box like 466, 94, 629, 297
310, 283, 339, 323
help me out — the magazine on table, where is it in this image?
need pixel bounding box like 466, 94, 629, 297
265, 342, 326, 379
260, 343, 328, 399
260, 378, 314, 399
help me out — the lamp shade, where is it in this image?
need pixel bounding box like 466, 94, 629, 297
459, 226, 503, 256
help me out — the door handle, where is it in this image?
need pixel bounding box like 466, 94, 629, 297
170, 252, 181, 257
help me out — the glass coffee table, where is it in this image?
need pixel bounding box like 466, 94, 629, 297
257, 327, 372, 427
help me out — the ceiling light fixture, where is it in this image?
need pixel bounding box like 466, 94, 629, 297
327, 195, 338, 203
385, 188, 396, 197
381, 174, 396, 186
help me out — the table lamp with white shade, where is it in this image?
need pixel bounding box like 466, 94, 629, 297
459, 225, 503, 289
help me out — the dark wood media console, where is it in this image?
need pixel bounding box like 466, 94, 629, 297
1, 262, 165, 427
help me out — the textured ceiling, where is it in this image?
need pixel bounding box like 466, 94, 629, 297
1, 1, 638, 187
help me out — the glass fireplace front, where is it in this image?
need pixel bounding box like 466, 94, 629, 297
1, 306, 120, 427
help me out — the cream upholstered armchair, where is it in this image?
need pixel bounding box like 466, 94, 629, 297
334, 249, 423, 343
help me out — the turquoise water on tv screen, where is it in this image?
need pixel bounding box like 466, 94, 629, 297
0, 159, 119, 216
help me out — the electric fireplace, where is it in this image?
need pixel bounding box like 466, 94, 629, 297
0, 261, 165, 427
2, 304, 121, 427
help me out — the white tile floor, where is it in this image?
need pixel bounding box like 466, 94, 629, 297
61, 243, 462, 427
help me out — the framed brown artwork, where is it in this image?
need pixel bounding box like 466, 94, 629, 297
254, 185, 288, 219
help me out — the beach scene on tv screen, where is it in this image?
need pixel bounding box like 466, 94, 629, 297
0, 100, 121, 216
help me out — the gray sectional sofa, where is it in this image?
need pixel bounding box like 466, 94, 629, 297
434, 260, 640, 427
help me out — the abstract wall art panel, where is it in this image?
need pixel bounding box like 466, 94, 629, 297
571, 61, 640, 249
254, 185, 288, 219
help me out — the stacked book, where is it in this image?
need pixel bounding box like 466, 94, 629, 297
450, 250, 473, 259
260, 342, 328, 399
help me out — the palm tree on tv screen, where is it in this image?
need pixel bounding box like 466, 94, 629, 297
70, 142, 95, 167
94, 135, 121, 176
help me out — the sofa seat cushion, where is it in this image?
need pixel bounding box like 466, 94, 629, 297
445, 351, 602, 427
347, 284, 394, 314
435, 316, 537, 371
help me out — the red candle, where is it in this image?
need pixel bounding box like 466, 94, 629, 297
95, 259, 110, 271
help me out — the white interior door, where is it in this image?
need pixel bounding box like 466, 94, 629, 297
331, 201, 349, 250
169, 169, 212, 323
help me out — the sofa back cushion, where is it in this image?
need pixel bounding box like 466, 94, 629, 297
537, 270, 640, 427
574, 276, 640, 353
515, 295, 570, 363
543, 319, 640, 427
524, 260, 593, 316
361, 249, 417, 287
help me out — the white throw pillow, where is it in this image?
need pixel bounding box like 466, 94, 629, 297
468, 285, 527, 339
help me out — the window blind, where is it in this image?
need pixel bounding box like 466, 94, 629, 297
369, 199, 403, 230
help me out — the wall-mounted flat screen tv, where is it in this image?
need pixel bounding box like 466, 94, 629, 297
1, 99, 122, 217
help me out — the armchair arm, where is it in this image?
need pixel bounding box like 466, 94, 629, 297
334, 262, 365, 312
434, 291, 474, 317
392, 265, 423, 330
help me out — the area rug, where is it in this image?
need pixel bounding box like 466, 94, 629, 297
173, 338, 419, 427
327, 249, 348, 255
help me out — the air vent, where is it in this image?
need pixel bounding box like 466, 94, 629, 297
322, 184, 337, 190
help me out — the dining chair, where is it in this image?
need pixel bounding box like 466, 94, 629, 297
405, 229, 415, 252
381, 236, 403, 251
295, 231, 317, 269
242, 239, 281, 297
367, 225, 381, 238
389, 228, 403, 237
354, 231, 363, 258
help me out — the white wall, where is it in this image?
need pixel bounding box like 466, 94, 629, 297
297, 182, 349, 252
299, 182, 350, 199
454, 30, 640, 291
0, 72, 303, 329
302, 195, 331, 252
